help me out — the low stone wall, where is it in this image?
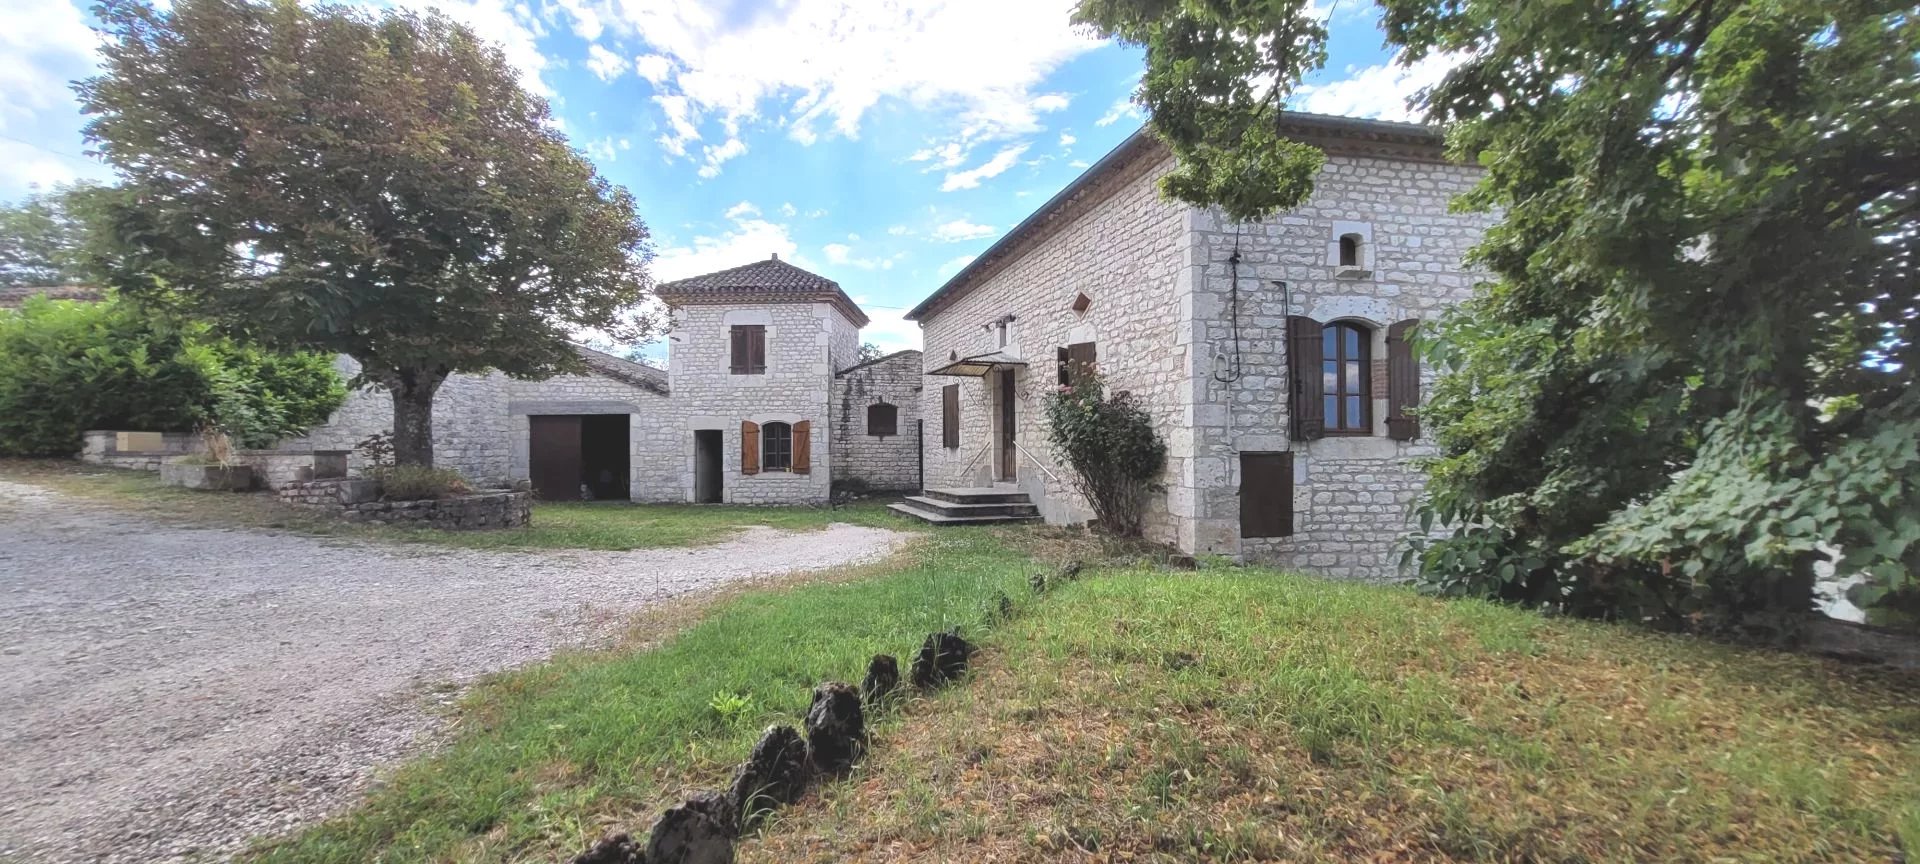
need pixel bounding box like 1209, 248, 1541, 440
278, 478, 530, 530
78, 430, 202, 471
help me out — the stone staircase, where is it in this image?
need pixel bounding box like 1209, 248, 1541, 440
888, 486, 1041, 526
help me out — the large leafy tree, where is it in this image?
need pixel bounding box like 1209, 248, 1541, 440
1084, 0, 1919, 635
1072, 0, 1332, 222
0, 183, 122, 287
80, 0, 658, 467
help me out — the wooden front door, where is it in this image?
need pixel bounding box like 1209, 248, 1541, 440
528, 415, 583, 501
997, 367, 1017, 481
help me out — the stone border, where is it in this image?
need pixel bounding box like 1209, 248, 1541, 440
278, 478, 530, 530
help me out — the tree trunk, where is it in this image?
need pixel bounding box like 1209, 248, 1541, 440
384, 367, 448, 468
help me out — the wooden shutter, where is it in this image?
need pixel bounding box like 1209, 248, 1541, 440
1386, 319, 1420, 441
1066, 342, 1097, 386
1056, 346, 1070, 387
730, 327, 748, 374
868, 402, 897, 437
740, 420, 760, 474
748, 327, 766, 373
1287, 315, 1326, 441
792, 420, 811, 474
941, 384, 959, 449
1240, 452, 1295, 538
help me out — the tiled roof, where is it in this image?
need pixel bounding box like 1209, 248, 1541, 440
574, 345, 669, 395
0, 284, 106, 308
655, 256, 871, 327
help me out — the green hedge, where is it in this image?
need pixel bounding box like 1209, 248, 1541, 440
0, 294, 346, 455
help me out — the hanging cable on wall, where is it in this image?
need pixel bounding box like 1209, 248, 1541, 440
1213, 220, 1246, 384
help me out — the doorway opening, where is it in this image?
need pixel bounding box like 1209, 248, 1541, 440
693, 429, 724, 504
996, 367, 1018, 482
528, 414, 630, 501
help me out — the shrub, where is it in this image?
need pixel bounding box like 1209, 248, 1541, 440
1042, 371, 1167, 537
367, 465, 472, 500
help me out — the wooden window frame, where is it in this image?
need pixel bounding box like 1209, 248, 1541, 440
867, 401, 898, 438
761, 421, 792, 472
1322, 321, 1372, 436
729, 325, 767, 375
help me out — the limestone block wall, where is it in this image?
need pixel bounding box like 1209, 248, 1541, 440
503, 371, 662, 496
917, 152, 1191, 544
664, 301, 848, 504
832, 351, 923, 492
290, 356, 513, 485
1186, 154, 1495, 578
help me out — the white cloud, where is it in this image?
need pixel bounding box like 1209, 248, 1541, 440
908, 141, 971, 171
1095, 95, 1140, 127
697, 137, 747, 178
886, 225, 910, 236
780, 202, 798, 217
586, 43, 626, 81
823, 243, 900, 270
550, 0, 604, 40
1291, 52, 1462, 123
1068, 159, 1090, 169
0, 0, 97, 127
575, 0, 1099, 160
941, 144, 1027, 192
937, 255, 977, 277
853, 301, 921, 353
654, 93, 701, 156
583, 136, 619, 162
634, 53, 676, 84
724, 200, 760, 219
931, 219, 995, 242
1058, 132, 1076, 147
653, 217, 802, 282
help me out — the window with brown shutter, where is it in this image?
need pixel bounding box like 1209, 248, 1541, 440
1240, 452, 1295, 538
1386, 319, 1420, 441
941, 383, 959, 449
791, 420, 811, 474
740, 420, 760, 475
1322, 321, 1372, 435
867, 402, 898, 437
1065, 341, 1097, 387
729, 325, 766, 375
761, 421, 792, 471
1286, 315, 1325, 441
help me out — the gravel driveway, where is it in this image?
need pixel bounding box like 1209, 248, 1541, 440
0, 481, 911, 863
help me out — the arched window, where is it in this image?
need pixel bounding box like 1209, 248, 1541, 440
761, 421, 792, 471
867, 402, 898, 437
1322, 322, 1371, 434
1338, 234, 1362, 267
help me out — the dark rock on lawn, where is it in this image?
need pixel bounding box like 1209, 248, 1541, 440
909, 630, 975, 689
1028, 571, 1048, 594
860, 654, 899, 705
643, 790, 737, 864
728, 725, 811, 827
804, 681, 867, 775
1166, 554, 1198, 571
571, 832, 643, 864
1056, 560, 1084, 582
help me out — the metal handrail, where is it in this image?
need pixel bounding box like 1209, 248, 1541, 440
958, 441, 993, 479
1012, 439, 1066, 487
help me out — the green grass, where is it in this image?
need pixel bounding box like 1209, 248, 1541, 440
247, 528, 1039, 863
747, 566, 1920, 863
0, 458, 909, 550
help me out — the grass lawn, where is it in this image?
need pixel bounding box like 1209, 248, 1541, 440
247, 527, 1040, 863
0, 458, 906, 549
236, 525, 1920, 863
745, 567, 1920, 862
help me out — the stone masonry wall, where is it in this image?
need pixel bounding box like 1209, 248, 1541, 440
504, 371, 663, 497
289, 356, 513, 485
662, 301, 850, 504
832, 351, 924, 492
1185, 153, 1495, 579
918, 152, 1190, 545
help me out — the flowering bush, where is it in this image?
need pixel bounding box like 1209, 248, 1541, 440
1042, 370, 1166, 536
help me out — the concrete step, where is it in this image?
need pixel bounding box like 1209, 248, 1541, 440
888, 501, 1041, 526
921, 486, 1033, 506
900, 495, 1040, 519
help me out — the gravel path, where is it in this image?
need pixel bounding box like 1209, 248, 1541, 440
0, 481, 912, 863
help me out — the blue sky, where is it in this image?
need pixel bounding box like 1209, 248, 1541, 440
1, 0, 1455, 354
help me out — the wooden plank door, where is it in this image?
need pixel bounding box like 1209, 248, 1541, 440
529, 415, 583, 501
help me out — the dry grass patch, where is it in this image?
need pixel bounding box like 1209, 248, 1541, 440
744, 568, 1920, 863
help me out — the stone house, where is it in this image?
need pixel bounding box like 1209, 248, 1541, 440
899, 114, 1496, 578
292, 255, 916, 504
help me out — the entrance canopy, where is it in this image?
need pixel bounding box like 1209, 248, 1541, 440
926, 351, 1029, 377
